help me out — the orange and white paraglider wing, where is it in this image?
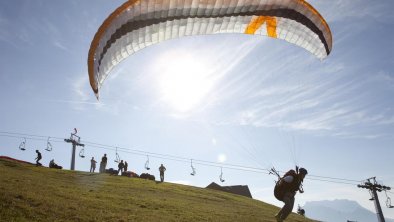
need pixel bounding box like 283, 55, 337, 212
88, 0, 332, 98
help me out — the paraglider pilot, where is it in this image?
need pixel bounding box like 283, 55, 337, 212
274, 168, 308, 222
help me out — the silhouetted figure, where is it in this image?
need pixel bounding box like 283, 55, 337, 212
124, 161, 128, 172
159, 164, 166, 182
297, 205, 305, 216
100, 154, 107, 173
274, 168, 308, 222
118, 160, 125, 175
35, 150, 42, 166
90, 157, 97, 173
49, 159, 62, 169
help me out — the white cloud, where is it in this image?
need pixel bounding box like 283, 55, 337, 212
73, 76, 90, 102
314, 0, 394, 22
53, 41, 70, 52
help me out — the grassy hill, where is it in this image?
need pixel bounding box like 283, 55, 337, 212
0, 158, 314, 222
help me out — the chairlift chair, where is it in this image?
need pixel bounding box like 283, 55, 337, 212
45, 137, 53, 151
369, 190, 375, 201
145, 155, 150, 170
385, 191, 394, 208
19, 138, 26, 151
387, 198, 394, 208
219, 167, 225, 183
114, 147, 120, 163
190, 159, 196, 176
79, 148, 85, 158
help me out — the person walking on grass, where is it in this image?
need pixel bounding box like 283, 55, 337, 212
90, 157, 97, 173
35, 150, 42, 166
159, 164, 166, 182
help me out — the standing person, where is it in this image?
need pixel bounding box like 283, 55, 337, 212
118, 160, 125, 175
35, 150, 42, 166
159, 164, 166, 182
90, 157, 97, 173
274, 168, 308, 222
100, 154, 107, 173
124, 161, 128, 172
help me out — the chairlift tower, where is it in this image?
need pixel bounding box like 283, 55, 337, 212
64, 130, 84, 170
357, 177, 391, 222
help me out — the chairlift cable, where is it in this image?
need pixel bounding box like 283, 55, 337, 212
3, 133, 359, 184
0, 130, 373, 186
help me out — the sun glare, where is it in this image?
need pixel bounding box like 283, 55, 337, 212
156, 52, 215, 112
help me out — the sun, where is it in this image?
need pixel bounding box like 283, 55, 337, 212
156, 52, 215, 113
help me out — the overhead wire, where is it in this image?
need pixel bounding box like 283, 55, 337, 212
0, 130, 370, 186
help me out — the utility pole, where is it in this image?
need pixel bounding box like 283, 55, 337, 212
358, 177, 391, 222
64, 128, 84, 170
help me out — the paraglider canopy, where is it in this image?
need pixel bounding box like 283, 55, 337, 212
88, 0, 332, 98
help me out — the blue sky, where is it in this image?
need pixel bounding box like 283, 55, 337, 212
1, 0, 394, 219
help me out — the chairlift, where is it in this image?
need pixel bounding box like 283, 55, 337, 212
45, 137, 53, 151
114, 147, 120, 163
219, 167, 225, 183
145, 155, 150, 170
19, 138, 26, 151
385, 191, 394, 208
190, 159, 196, 176
79, 148, 85, 158
388, 197, 394, 208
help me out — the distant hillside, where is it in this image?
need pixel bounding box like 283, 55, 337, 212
303, 199, 394, 222
0, 157, 312, 222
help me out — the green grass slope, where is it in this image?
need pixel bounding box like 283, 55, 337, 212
0, 158, 314, 222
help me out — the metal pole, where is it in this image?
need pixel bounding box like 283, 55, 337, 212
64, 134, 84, 171
371, 188, 385, 222
358, 177, 391, 222
71, 142, 76, 170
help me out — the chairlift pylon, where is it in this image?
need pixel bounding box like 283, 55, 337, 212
19, 138, 26, 151
145, 155, 150, 170
114, 147, 120, 163
190, 159, 196, 176
219, 167, 225, 183
45, 137, 53, 151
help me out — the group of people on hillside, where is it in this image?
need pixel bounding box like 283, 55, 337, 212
89, 153, 109, 173
89, 154, 109, 173
116, 160, 128, 174
89, 154, 166, 181
34, 150, 62, 169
